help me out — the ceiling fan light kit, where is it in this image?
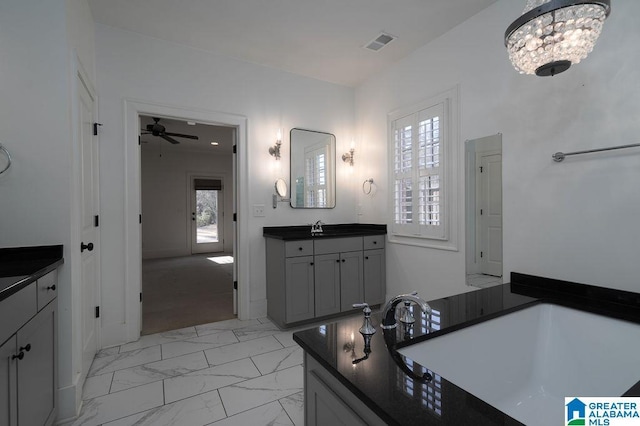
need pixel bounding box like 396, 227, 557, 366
141, 117, 199, 144
505, 0, 610, 76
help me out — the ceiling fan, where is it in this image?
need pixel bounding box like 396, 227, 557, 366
141, 117, 199, 145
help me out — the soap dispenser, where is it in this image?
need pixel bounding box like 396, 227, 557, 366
352, 303, 376, 335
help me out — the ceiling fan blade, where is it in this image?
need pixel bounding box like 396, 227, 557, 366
164, 132, 199, 140
161, 135, 180, 144
146, 124, 155, 131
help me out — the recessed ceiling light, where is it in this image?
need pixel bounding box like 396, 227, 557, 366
187, 121, 196, 126
211, 142, 219, 146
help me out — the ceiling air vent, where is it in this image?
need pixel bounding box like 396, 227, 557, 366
364, 32, 396, 52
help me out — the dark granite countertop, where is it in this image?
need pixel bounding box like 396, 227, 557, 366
263, 223, 386, 240
293, 272, 640, 425
0, 245, 64, 302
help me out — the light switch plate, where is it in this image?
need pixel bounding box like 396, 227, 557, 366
253, 204, 266, 217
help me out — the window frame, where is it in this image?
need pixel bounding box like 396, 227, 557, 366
387, 86, 459, 251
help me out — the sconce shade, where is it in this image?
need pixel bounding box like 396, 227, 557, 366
505, 0, 610, 76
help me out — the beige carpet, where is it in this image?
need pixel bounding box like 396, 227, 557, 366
141, 253, 235, 335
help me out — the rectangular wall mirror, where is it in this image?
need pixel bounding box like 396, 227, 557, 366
290, 128, 336, 208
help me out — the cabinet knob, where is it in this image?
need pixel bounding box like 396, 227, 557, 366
298, 247, 303, 251
310, 262, 314, 266
20, 344, 31, 352
373, 241, 377, 245
47, 284, 56, 291
342, 259, 346, 263
336, 259, 340, 263
365, 256, 369, 260
12, 352, 24, 361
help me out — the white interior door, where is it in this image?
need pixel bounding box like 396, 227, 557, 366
78, 73, 99, 379
478, 153, 502, 277
191, 177, 224, 254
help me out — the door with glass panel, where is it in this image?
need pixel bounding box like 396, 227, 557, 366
191, 177, 224, 253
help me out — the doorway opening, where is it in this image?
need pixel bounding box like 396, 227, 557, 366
465, 134, 503, 289
140, 115, 236, 335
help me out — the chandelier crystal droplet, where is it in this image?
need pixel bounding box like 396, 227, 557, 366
504, 0, 611, 76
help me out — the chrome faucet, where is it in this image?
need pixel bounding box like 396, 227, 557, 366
311, 220, 324, 234
380, 292, 432, 329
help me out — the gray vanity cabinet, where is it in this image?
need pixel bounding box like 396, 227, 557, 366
17, 301, 56, 426
314, 237, 364, 313
267, 239, 315, 326
0, 270, 58, 426
363, 235, 386, 306
313, 254, 341, 317
304, 353, 386, 426
285, 255, 315, 323
266, 233, 384, 328
0, 336, 17, 426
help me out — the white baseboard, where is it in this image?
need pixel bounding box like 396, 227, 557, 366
56, 382, 80, 425
250, 298, 267, 319
101, 321, 132, 348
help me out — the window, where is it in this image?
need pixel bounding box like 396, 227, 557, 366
388, 87, 458, 250
304, 143, 328, 207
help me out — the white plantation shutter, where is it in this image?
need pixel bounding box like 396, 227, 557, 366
304, 143, 329, 208
391, 100, 448, 240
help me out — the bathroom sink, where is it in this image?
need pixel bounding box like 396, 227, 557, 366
398, 303, 640, 426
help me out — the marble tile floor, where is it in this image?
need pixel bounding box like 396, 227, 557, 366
467, 273, 503, 289
73, 317, 307, 426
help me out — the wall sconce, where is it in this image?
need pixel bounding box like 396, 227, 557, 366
268, 129, 283, 160
342, 140, 355, 166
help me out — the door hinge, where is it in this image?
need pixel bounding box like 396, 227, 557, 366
93, 122, 103, 136
138, 135, 141, 146
233, 145, 237, 154
94, 215, 100, 227
480, 209, 483, 215
95, 306, 100, 318
140, 292, 143, 302
139, 214, 142, 224
480, 251, 484, 258
233, 213, 237, 222
233, 281, 238, 290
479, 166, 483, 173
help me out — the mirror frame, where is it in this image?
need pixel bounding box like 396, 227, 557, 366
289, 128, 336, 209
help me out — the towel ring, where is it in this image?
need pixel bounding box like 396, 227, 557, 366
362, 178, 374, 195
0, 144, 11, 176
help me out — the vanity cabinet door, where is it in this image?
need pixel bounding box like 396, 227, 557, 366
16, 301, 56, 426
363, 249, 385, 306
285, 256, 315, 323
0, 336, 17, 426
306, 370, 367, 426
339, 251, 364, 312
314, 254, 341, 317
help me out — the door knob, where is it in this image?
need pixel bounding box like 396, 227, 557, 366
81, 242, 94, 252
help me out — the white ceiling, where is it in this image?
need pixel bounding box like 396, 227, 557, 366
88, 0, 498, 87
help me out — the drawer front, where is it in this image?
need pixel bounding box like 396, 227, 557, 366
314, 237, 362, 255
0, 283, 37, 344
285, 240, 314, 257
37, 270, 57, 311
363, 235, 385, 250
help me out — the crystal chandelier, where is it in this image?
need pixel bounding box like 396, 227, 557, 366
504, 0, 611, 76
